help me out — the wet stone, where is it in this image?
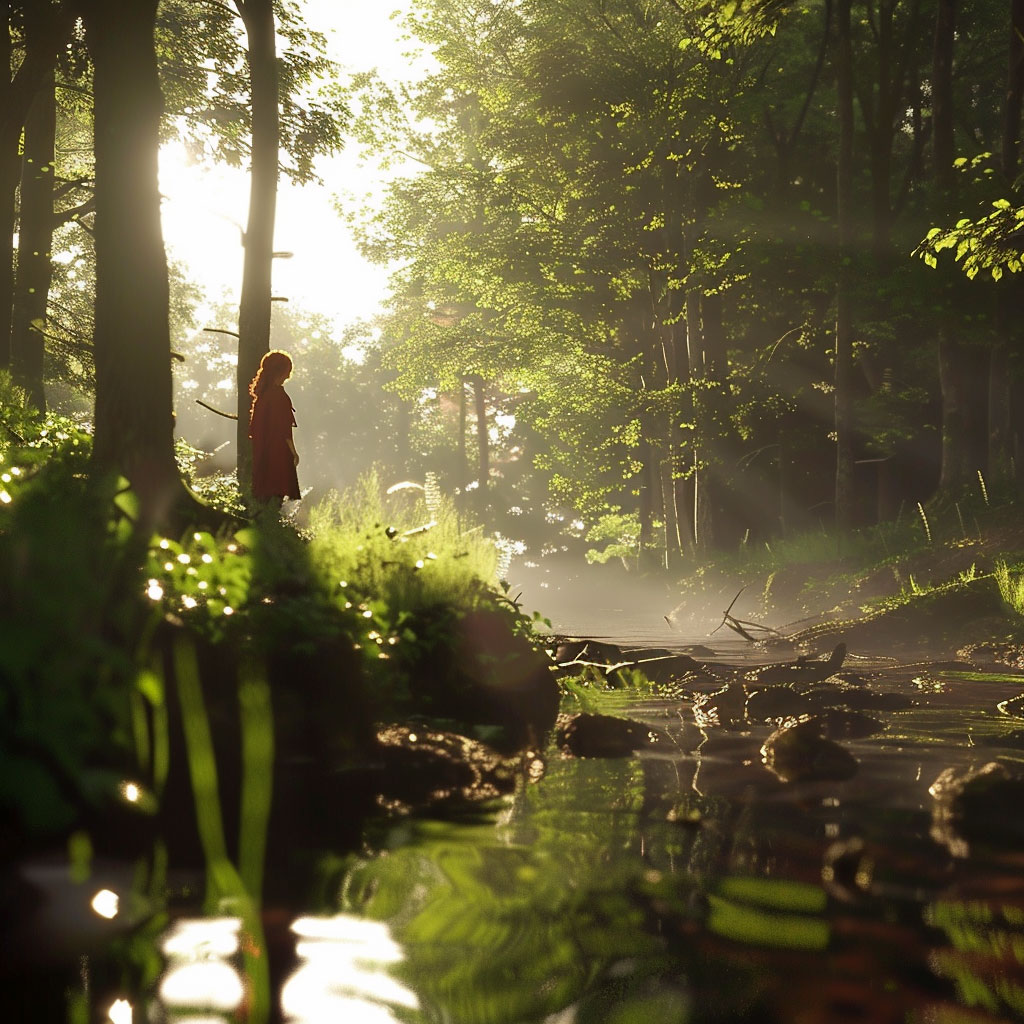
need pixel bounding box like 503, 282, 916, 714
372, 724, 522, 812
814, 708, 885, 740
824, 689, 915, 712
761, 717, 859, 783
930, 761, 1024, 854
555, 712, 655, 758
957, 641, 1024, 673
744, 685, 814, 723
997, 693, 1024, 718
680, 644, 718, 658
625, 653, 701, 685
748, 642, 847, 686
553, 638, 625, 665
693, 681, 748, 730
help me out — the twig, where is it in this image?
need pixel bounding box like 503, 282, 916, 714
196, 399, 238, 421
711, 586, 747, 634
711, 585, 780, 643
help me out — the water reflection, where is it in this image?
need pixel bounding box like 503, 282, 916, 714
158, 918, 244, 1017
281, 915, 419, 1022
37, 666, 1024, 1022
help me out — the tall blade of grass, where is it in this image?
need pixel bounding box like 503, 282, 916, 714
129, 689, 150, 779
151, 694, 169, 801
172, 635, 230, 884
172, 634, 271, 1022
134, 663, 170, 798
238, 653, 273, 900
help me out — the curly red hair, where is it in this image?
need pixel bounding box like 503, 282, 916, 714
248, 349, 293, 419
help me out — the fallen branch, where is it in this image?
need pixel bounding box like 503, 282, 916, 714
712, 586, 781, 643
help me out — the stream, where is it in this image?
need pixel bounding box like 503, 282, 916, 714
7, 656, 1024, 1023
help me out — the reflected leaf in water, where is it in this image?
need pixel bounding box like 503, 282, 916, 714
716, 876, 827, 915
927, 899, 1024, 1018
705, 892, 829, 951
337, 758, 701, 1023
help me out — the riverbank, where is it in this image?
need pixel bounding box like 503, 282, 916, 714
658, 499, 1024, 663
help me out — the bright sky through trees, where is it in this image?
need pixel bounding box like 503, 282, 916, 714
158, 2, 412, 332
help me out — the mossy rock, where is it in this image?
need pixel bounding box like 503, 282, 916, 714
761, 717, 859, 783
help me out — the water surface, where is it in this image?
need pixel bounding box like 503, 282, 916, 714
9, 665, 1024, 1023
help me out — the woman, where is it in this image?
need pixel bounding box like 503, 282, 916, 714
248, 349, 300, 505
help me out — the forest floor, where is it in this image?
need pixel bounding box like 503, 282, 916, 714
667, 506, 1024, 665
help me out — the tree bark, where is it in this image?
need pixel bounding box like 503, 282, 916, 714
991, 0, 1024, 485
0, 1, 75, 369
458, 376, 469, 491
11, 70, 56, 412
931, 0, 986, 494
638, 434, 657, 571
693, 291, 726, 554
235, 0, 280, 492
683, 290, 701, 553
1002, 0, 1024, 181
469, 372, 488, 502
834, 0, 856, 530
82, 0, 182, 528
0, 10, 16, 370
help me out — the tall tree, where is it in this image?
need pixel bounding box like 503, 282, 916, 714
233, 0, 279, 493
833, 0, 855, 529
10, 69, 56, 412
989, 0, 1024, 483
0, 1, 75, 369
80, 0, 182, 527
932, 0, 988, 493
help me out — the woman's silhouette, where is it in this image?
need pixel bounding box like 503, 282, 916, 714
248, 349, 300, 505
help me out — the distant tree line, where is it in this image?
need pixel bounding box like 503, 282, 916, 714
0, 0, 344, 527
3, 0, 1022, 557
351, 0, 1024, 568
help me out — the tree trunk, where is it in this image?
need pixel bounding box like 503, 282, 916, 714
0, 1, 75, 370
693, 291, 726, 554
638, 435, 657, 571
938, 337, 988, 491
834, 0, 856, 530
11, 70, 56, 412
991, 0, 1024, 485
682, 291, 701, 552
469, 372, 488, 502
1002, 0, 1024, 180
458, 376, 469, 491
0, 8, 14, 370
931, 0, 983, 494
235, 0, 280, 492
82, 0, 182, 528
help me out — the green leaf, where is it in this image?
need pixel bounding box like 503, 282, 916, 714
114, 486, 140, 522
706, 894, 829, 950
717, 876, 827, 914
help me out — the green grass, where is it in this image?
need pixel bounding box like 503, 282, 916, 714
306, 470, 499, 615
994, 560, 1024, 617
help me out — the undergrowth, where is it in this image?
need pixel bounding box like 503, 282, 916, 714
995, 560, 1024, 618
0, 422, 531, 850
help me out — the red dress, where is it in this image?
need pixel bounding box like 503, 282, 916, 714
249, 385, 300, 499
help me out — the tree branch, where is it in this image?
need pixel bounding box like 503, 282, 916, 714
196, 398, 239, 420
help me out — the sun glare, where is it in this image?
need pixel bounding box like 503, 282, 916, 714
156, 4, 417, 334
